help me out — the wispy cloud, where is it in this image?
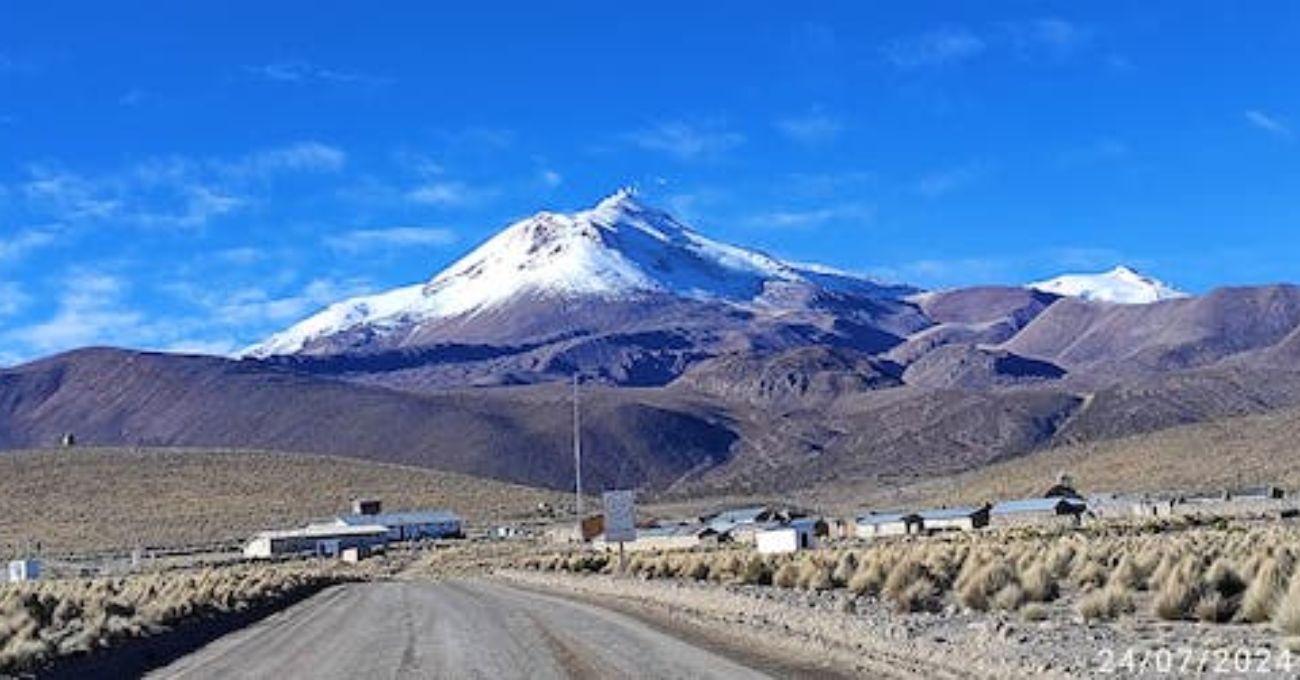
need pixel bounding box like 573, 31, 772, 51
882, 26, 986, 68
741, 204, 874, 230
247, 60, 392, 86
775, 108, 845, 145
0, 282, 31, 318
883, 18, 1092, 69
1001, 18, 1093, 60
1057, 138, 1131, 166
224, 141, 347, 177
539, 169, 563, 188
326, 226, 457, 252
0, 227, 60, 262
406, 180, 497, 207
1245, 110, 1293, 140
912, 162, 987, 198
6, 272, 143, 353
624, 121, 745, 160
19, 141, 344, 230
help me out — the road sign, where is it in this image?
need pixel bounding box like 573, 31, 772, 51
602, 490, 636, 543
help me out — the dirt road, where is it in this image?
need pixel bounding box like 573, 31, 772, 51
147, 580, 775, 679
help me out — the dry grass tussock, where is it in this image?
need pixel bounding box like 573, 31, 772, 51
0, 561, 353, 674
523, 524, 1300, 639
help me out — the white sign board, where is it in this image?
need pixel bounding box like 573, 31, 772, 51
602, 490, 637, 543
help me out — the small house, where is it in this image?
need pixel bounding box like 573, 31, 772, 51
7, 559, 40, 582
243, 523, 388, 559
755, 519, 818, 554
607, 523, 720, 552
855, 511, 921, 539
990, 497, 1086, 528
336, 510, 463, 541
918, 505, 990, 533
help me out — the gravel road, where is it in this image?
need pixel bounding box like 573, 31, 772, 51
147, 580, 773, 679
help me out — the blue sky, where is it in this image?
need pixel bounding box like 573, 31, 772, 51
2, 2, 1299, 364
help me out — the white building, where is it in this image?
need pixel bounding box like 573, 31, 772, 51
243, 523, 389, 559
855, 512, 920, 539
7, 559, 40, 582
755, 519, 818, 554
336, 510, 463, 541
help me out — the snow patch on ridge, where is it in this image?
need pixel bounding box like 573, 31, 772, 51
1028, 266, 1187, 304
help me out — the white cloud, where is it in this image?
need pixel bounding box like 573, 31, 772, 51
1001, 18, 1092, 60
775, 109, 845, 145
326, 226, 457, 252
18, 141, 343, 230
912, 162, 987, 198
247, 60, 392, 86
214, 247, 268, 266
0, 281, 30, 318
6, 273, 143, 353
540, 169, 563, 188
625, 121, 745, 160
227, 141, 347, 177
0, 227, 59, 261
1058, 138, 1130, 166
406, 180, 496, 207
884, 19, 1092, 69
1245, 110, 1293, 140
882, 26, 986, 68
742, 204, 874, 230
23, 169, 122, 220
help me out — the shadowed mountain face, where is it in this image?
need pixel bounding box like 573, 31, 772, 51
0, 348, 738, 491
5, 195, 1300, 495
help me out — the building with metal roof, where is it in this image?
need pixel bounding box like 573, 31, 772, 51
243, 523, 389, 559
336, 510, 463, 541
915, 505, 990, 533
854, 511, 920, 539
989, 497, 1086, 528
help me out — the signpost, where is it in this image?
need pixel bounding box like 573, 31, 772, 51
602, 490, 636, 570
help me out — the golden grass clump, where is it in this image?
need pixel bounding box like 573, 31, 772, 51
1078, 584, 1136, 622
1272, 564, 1300, 635
1242, 555, 1293, 623
0, 562, 348, 675
957, 561, 1018, 612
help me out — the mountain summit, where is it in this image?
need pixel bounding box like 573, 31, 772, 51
1027, 265, 1187, 304
247, 190, 913, 357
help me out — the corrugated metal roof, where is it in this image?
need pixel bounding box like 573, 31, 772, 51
637, 524, 713, 538
856, 512, 916, 525
709, 507, 771, 524
917, 506, 986, 520
338, 510, 461, 526
991, 498, 1085, 515
255, 523, 389, 541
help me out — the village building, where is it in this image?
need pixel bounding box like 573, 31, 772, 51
755, 519, 818, 555
7, 559, 40, 582
243, 523, 389, 559
918, 505, 990, 533
598, 523, 721, 552
335, 510, 463, 541
855, 511, 921, 539
990, 497, 1086, 528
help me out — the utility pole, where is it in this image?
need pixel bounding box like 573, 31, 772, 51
573, 373, 583, 522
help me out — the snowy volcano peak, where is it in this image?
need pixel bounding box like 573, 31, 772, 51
244, 190, 902, 357
1029, 265, 1187, 304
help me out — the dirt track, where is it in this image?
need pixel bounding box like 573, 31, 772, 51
146, 580, 777, 679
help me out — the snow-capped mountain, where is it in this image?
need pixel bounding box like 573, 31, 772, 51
1028, 266, 1187, 304
247, 189, 911, 357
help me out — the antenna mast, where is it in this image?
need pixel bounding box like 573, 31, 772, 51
573, 373, 583, 520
